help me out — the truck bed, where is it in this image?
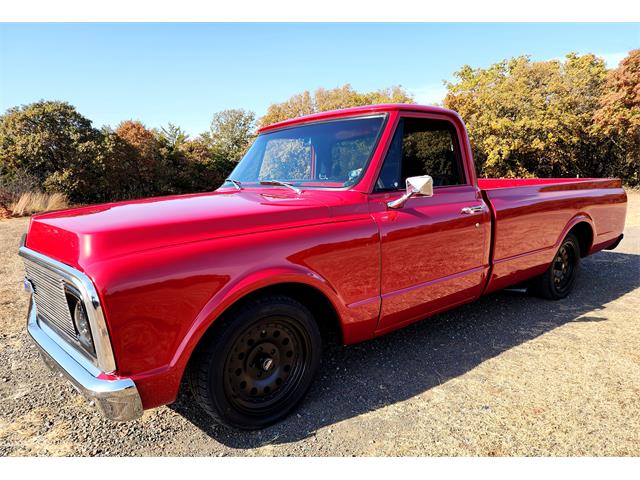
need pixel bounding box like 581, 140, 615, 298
477, 178, 627, 293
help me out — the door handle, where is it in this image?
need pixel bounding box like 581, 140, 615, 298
461, 205, 484, 214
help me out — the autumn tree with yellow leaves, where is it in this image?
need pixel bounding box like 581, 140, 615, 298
444, 54, 610, 178
258, 84, 414, 127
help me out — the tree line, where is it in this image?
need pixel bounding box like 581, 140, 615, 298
0, 51, 637, 210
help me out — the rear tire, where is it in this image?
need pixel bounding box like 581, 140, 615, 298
529, 233, 580, 300
187, 294, 321, 430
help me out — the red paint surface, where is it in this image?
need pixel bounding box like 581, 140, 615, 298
25, 104, 628, 410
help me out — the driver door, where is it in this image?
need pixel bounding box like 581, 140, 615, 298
369, 115, 490, 333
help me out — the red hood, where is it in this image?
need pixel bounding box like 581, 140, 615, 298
26, 189, 333, 271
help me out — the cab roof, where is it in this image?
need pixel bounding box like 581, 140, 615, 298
258, 104, 458, 133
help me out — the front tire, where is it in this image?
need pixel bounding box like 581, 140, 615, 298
529, 233, 580, 300
188, 295, 321, 430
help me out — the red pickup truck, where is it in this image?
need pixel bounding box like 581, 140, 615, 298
20, 104, 627, 429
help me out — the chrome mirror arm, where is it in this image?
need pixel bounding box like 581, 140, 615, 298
386, 175, 433, 209
387, 191, 415, 209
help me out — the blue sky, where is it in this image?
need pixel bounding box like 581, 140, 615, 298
1, 23, 638, 135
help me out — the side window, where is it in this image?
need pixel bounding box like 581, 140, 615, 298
375, 118, 465, 191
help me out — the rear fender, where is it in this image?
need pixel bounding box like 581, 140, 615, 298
554, 214, 595, 257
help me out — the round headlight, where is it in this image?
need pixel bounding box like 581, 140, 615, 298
73, 301, 94, 353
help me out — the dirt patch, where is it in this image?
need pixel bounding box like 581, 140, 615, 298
0, 195, 638, 456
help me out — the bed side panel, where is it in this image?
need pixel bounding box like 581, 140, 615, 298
482, 179, 626, 293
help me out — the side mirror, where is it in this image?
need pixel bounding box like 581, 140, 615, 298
387, 175, 433, 209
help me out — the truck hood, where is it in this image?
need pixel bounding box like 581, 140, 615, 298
25, 189, 332, 270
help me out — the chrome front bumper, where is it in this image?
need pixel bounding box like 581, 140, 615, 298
27, 298, 143, 421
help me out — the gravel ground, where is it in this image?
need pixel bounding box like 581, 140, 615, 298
1, 193, 639, 456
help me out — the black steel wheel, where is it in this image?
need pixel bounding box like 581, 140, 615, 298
551, 242, 577, 295
530, 233, 581, 300
188, 294, 321, 429
223, 316, 312, 415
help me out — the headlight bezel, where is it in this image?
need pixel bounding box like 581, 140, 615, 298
65, 286, 96, 356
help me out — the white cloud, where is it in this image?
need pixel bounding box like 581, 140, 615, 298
409, 82, 448, 106
597, 52, 628, 68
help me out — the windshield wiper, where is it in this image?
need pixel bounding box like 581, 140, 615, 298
226, 178, 242, 190
259, 180, 302, 195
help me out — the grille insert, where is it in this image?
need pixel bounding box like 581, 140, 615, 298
24, 259, 77, 340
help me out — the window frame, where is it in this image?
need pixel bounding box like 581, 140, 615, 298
373, 113, 470, 193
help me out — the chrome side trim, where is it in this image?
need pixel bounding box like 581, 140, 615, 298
19, 246, 116, 373
28, 299, 143, 421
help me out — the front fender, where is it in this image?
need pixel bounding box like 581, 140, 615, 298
171, 264, 346, 373
92, 217, 381, 409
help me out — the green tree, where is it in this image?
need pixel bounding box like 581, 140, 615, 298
259, 84, 414, 127
155, 124, 193, 194
181, 136, 235, 192
205, 109, 256, 162
444, 54, 609, 178
0, 100, 104, 201
158, 123, 189, 150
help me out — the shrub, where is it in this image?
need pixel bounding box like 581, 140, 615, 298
0, 168, 40, 204
0, 101, 103, 202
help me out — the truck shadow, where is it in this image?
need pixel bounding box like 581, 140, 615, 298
169, 249, 639, 448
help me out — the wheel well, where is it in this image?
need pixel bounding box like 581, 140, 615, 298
568, 222, 594, 257
182, 282, 343, 396
196, 282, 343, 352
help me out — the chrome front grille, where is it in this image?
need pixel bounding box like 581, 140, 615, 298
23, 258, 77, 340
19, 245, 116, 373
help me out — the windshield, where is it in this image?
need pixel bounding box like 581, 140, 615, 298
226, 115, 385, 189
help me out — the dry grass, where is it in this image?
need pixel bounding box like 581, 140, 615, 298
9, 192, 68, 217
